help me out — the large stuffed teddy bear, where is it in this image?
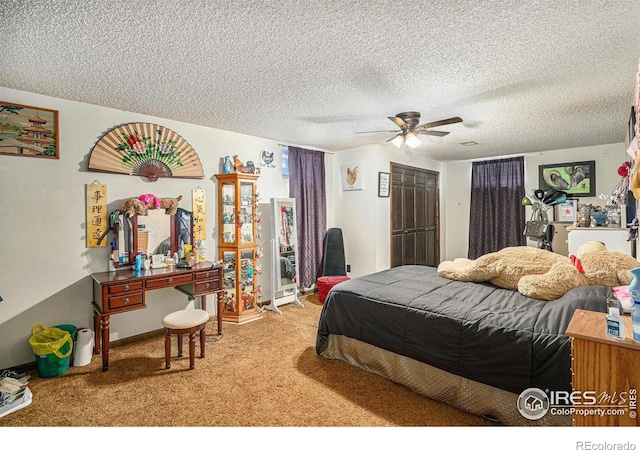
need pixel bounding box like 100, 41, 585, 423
437, 242, 640, 300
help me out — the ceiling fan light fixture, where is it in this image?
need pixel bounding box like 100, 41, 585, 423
390, 134, 404, 148
405, 131, 421, 149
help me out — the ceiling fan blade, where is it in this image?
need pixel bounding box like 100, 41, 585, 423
388, 116, 406, 128
386, 133, 402, 143
355, 130, 398, 134
417, 117, 463, 129
417, 130, 449, 137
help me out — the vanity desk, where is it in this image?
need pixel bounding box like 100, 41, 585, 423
92, 262, 223, 372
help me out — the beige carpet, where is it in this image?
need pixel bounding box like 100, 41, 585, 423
0, 293, 493, 427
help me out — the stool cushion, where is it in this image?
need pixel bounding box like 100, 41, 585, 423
317, 276, 351, 304
163, 309, 210, 329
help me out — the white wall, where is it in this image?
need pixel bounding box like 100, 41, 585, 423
333, 145, 445, 279
0, 84, 627, 370
0, 87, 325, 369
443, 143, 628, 260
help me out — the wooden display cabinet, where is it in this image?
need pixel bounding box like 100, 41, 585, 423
565, 309, 640, 426
215, 173, 261, 323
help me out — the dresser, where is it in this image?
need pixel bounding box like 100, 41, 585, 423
567, 227, 633, 256
92, 262, 223, 371
565, 309, 640, 426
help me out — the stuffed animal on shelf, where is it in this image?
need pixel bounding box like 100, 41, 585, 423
122, 198, 148, 217
157, 195, 183, 215
143, 195, 183, 215
139, 193, 160, 209
437, 242, 640, 301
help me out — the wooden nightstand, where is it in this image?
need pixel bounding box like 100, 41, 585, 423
566, 309, 640, 426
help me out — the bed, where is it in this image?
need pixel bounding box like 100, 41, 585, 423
315, 265, 609, 426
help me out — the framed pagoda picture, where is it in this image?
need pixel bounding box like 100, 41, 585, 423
0, 101, 59, 159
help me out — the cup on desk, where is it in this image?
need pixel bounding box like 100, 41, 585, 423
143, 259, 151, 270
184, 244, 192, 262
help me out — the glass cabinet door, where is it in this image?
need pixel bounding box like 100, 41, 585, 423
221, 182, 236, 244
240, 249, 255, 312
239, 181, 254, 244
222, 250, 237, 312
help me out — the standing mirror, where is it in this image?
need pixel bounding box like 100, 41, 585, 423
265, 198, 303, 314
274, 199, 297, 289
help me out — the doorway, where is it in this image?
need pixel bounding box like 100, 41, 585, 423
390, 163, 440, 267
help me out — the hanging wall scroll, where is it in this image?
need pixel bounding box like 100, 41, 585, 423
192, 188, 206, 242
88, 122, 204, 182
86, 182, 107, 248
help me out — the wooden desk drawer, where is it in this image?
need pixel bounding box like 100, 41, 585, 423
146, 274, 193, 289
195, 270, 219, 280
108, 292, 144, 310
108, 281, 143, 294
194, 280, 218, 294
195, 271, 221, 288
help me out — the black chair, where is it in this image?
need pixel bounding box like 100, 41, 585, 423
320, 227, 347, 276
317, 228, 350, 304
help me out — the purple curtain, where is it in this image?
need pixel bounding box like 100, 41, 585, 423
468, 156, 526, 259
288, 147, 327, 289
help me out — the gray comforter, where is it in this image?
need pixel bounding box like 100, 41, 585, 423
316, 265, 609, 394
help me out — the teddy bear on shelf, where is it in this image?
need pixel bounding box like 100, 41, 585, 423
139, 194, 183, 215
122, 197, 148, 217
139, 193, 161, 209
157, 195, 183, 215
437, 242, 640, 301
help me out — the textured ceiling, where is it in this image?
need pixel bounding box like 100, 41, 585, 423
1, 0, 639, 161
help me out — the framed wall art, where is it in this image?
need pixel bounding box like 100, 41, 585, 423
378, 172, 390, 197
341, 163, 363, 191
0, 101, 59, 159
538, 160, 595, 197
553, 199, 577, 223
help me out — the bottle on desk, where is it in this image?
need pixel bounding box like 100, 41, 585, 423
192, 245, 200, 266
606, 296, 625, 340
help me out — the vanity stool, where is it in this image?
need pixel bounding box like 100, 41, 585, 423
162, 309, 210, 370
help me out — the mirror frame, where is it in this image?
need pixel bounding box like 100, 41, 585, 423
171, 208, 194, 257
271, 198, 298, 291
112, 212, 138, 269
111, 206, 194, 269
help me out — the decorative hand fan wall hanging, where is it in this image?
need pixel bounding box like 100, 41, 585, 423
88, 122, 204, 182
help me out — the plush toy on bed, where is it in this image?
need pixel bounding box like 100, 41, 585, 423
437, 242, 640, 301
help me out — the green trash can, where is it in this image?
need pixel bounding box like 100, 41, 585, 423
29, 324, 74, 378
54, 324, 77, 341
54, 324, 78, 364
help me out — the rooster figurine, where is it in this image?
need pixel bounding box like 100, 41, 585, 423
346, 166, 359, 189
232, 155, 259, 174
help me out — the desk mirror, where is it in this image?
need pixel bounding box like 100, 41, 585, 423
112, 205, 193, 268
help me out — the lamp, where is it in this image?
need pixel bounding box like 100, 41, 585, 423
390, 134, 404, 148
405, 131, 421, 149
390, 131, 421, 149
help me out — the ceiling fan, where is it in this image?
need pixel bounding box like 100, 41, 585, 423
356, 111, 463, 148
